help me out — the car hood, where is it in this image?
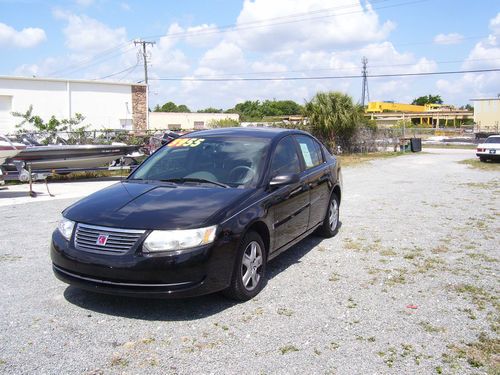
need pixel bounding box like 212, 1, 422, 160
64, 181, 253, 230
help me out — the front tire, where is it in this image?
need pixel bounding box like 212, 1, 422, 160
223, 231, 267, 301
317, 193, 340, 238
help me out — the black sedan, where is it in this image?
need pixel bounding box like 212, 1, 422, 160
51, 127, 342, 300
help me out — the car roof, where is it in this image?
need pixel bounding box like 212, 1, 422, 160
182, 127, 308, 139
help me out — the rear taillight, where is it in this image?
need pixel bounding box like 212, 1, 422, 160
477, 148, 483, 152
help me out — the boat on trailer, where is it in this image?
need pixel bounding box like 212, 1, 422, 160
11, 143, 140, 170
0, 135, 26, 166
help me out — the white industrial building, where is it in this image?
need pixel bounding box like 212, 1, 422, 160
0, 76, 147, 134
471, 97, 500, 134
149, 112, 240, 130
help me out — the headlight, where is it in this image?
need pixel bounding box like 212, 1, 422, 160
143, 225, 217, 253
58, 217, 75, 241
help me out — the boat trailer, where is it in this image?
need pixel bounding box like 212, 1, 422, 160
1, 161, 136, 197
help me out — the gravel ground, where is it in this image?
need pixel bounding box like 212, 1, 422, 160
0, 148, 498, 375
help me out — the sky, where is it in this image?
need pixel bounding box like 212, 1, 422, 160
1, 0, 499, 111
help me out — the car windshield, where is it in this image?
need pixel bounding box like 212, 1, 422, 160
485, 136, 500, 144
130, 136, 270, 188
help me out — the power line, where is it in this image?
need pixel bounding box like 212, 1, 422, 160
183, 57, 500, 78
141, 0, 427, 41
47, 41, 134, 77
148, 68, 500, 82
94, 63, 140, 80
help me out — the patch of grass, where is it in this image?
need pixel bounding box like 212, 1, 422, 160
277, 307, 294, 317
214, 322, 229, 331
414, 257, 446, 274
432, 245, 449, 254
383, 346, 398, 368
343, 238, 363, 251
279, 345, 299, 355
339, 151, 408, 167
458, 159, 500, 171
110, 355, 129, 367
459, 308, 477, 320
329, 342, 340, 350
467, 253, 498, 263
0, 254, 22, 263
424, 144, 476, 150
451, 332, 500, 372
454, 284, 498, 311
385, 269, 407, 286
328, 273, 341, 282
380, 248, 397, 257
347, 297, 357, 309
419, 321, 446, 333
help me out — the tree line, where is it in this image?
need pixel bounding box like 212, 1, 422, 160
153, 99, 304, 121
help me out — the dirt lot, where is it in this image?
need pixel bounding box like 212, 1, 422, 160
0, 148, 498, 374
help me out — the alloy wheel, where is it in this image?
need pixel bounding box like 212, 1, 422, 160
241, 241, 263, 291
329, 198, 339, 230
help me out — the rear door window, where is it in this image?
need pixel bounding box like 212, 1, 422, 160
295, 135, 323, 169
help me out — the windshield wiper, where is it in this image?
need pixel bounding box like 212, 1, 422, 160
160, 178, 229, 188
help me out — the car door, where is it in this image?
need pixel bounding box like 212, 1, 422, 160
268, 136, 310, 251
294, 135, 331, 229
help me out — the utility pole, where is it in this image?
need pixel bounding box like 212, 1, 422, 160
134, 40, 155, 84
361, 56, 370, 107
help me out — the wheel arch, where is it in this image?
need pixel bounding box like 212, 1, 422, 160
245, 220, 271, 256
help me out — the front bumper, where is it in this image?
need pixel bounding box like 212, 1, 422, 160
50, 229, 238, 298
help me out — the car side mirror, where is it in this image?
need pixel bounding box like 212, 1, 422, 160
269, 173, 300, 188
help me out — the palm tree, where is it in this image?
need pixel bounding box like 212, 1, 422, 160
305, 91, 363, 152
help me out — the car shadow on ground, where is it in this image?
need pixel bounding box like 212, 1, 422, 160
63, 223, 342, 321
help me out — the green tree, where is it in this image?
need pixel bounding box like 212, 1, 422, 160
197, 107, 223, 113
227, 99, 303, 121
154, 101, 191, 112
12, 105, 86, 144
208, 118, 240, 128
411, 95, 443, 106
305, 91, 363, 152
176, 104, 191, 113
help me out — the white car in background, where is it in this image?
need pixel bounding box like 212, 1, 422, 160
476, 135, 500, 162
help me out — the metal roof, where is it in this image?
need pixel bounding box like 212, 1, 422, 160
0, 75, 146, 87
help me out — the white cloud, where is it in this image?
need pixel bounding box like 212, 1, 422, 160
185, 24, 220, 47
434, 33, 464, 45
54, 10, 127, 55
199, 41, 246, 70
489, 12, 500, 35
435, 12, 500, 103
0, 22, 46, 48
228, 0, 394, 52
149, 23, 190, 75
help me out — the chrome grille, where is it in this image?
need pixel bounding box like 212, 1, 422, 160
74, 223, 145, 254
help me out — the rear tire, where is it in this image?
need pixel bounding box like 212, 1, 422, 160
317, 193, 340, 238
479, 157, 487, 162
223, 231, 267, 301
